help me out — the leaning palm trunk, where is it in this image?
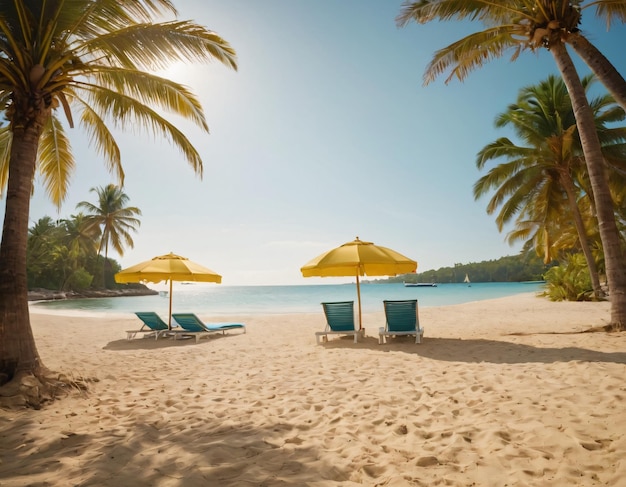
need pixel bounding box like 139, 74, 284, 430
566, 33, 626, 113
561, 173, 603, 298
0, 113, 47, 394
551, 42, 626, 327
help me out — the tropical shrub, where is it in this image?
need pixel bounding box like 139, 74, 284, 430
65, 268, 93, 291
542, 254, 597, 301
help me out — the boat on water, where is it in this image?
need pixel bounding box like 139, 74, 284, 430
404, 282, 438, 287
464, 274, 471, 287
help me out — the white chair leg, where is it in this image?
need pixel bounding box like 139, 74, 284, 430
416, 329, 424, 344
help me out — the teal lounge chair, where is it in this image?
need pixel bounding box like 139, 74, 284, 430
316, 301, 362, 344
171, 313, 246, 343
127, 312, 171, 340
379, 299, 424, 344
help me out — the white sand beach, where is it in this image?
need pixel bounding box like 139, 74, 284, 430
1, 293, 624, 486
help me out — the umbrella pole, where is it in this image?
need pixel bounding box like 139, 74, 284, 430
356, 273, 362, 330
168, 279, 173, 330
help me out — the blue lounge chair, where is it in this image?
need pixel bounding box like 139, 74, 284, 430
171, 313, 246, 343
316, 301, 362, 344
379, 299, 424, 344
127, 312, 171, 340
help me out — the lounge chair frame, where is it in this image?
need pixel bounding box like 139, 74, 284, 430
126, 312, 172, 340
171, 313, 246, 343
316, 301, 363, 344
379, 299, 424, 344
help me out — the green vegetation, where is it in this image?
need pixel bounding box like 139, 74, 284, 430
27, 215, 120, 292
473, 74, 626, 299
0, 0, 237, 402
373, 252, 554, 285
398, 1, 626, 330
77, 184, 141, 288
542, 254, 594, 302
27, 184, 142, 291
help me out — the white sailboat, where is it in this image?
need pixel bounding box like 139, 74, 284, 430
464, 273, 471, 287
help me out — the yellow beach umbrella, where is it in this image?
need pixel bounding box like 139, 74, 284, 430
301, 237, 417, 329
115, 252, 222, 328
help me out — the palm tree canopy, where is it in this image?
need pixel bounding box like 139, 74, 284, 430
61, 212, 99, 259
76, 184, 141, 258
396, 1, 623, 85
398, 0, 626, 327
0, 0, 237, 207
474, 74, 625, 259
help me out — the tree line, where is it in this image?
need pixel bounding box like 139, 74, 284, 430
379, 252, 553, 285
27, 184, 140, 291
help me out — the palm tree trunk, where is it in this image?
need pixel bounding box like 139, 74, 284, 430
561, 173, 603, 298
104, 240, 110, 289
551, 42, 626, 328
0, 122, 46, 383
566, 33, 626, 112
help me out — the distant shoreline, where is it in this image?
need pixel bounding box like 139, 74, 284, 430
27, 285, 157, 302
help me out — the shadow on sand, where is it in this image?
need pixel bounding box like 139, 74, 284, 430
103, 333, 234, 351
0, 414, 342, 486
317, 333, 626, 365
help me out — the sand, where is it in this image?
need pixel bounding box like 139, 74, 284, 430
0, 292, 624, 486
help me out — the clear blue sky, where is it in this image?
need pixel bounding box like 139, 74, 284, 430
14, 1, 626, 285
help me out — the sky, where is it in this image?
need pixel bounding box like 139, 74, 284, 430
8, 1, 626, 286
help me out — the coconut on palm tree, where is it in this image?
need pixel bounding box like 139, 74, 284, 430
0, 0, 237, 406
398, 0, 626, 329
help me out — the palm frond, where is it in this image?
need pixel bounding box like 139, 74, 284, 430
36, 115, 75, 209
87, 67, 207, 130
75, 99, 123, 183
396, 0, 523, 26
591, 0, 626, 27
0, 56, 26, 89
425, 26, 523, 85
475, 137, 532, 169
79, 83, 203, 176
79, 21, 237, 72
0, 125, 11, 195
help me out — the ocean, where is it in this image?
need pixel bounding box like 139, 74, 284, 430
29, 281, 545, 317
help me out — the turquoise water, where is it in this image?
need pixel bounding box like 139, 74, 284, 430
30, 282, 545, 316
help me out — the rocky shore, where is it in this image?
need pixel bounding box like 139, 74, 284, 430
28, 285, 158, 301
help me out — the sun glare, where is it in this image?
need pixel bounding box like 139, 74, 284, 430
153, 62, 191, 83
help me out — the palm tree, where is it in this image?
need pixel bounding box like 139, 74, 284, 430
61, 213, 99, 266
0, 0, 237, 404
77, 184, 141, 287
474, 74, 626, 299
398, 0, 626, 329
26, 216, 65, 289
61, 212, 100, 287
